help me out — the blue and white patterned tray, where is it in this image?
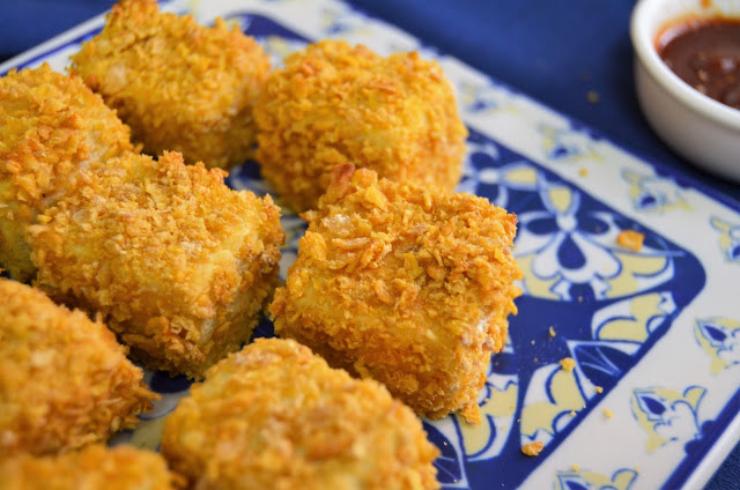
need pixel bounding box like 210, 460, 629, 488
2, 1, 738, 488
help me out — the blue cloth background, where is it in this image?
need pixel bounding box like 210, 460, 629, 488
0, 0, 737, 487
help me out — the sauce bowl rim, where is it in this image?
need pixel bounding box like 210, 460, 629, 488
630, 0, 740, 130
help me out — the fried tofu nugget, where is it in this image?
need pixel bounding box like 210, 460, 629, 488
0, 64, 134, 281
162, 338, 439, 490
71, 0, 270, 169
254, 40, 468, 212
0, 279, 155, 457
28, 152, 284, 378
0, 444, 176, 490
271, 166, 522, 421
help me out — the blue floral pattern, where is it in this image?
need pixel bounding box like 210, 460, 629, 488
5, 3, 737, 489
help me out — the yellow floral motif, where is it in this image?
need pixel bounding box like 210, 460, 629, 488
604, 253, 669, 299
694, 317, 740, 374
516, 255, 559, 300
623, 170, 690, 214
521, 366, 585, 443
710, 217, 740, 262
539, 124, 604, 163
458, 81, 511, 114
458, 380, 518, 459
595, 292, 675, 342
631, 386, 705, 453
556, 467, 637, 490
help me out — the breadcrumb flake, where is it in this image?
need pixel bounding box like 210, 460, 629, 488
616, 229, 645, 252
521, 441, 544, 457
559, 357, 577, 372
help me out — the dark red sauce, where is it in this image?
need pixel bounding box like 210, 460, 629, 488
657, 17, 740, 110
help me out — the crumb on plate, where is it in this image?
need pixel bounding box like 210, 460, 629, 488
616, 229, 645, 252
559, 357, 576, 372
521, 441, 544, 457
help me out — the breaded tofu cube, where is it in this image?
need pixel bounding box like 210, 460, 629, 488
254, 40, 468, 212
0, 279, 155, 457
71, 0, 270, 169
0, 64, 134, 281
162, 338, 439, 490
0, 444, 176, 490
271, 166, 522, 421
28, 151, 284, 378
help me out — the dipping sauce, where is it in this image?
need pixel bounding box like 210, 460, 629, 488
657, 18, 740, 110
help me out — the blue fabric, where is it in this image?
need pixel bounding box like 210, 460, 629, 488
0, 1, 737, 487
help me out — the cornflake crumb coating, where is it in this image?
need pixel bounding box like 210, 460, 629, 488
162, 338, 439, 490
29, 152, 284, 378
0, 64, 134, 281
271, 166, 521, 421
0, 444, 176, 490
71, 0, 270, 169
0, 279, 155, 457
254, 40, 468, 212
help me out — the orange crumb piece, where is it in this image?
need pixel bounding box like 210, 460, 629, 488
578, 167, 588, 177
559, 357, 576, 372
616, 229, 645, 252
595, 386, 604, 394
521, 441, 544, 457
548, 326, 556, 337
571, 464, 581, 471
603, 408, 614, 419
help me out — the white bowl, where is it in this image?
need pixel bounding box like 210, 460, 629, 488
631, 0, 740, 182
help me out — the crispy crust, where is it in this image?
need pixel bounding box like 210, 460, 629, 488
254, 40, 468, 212
162, 338, 439, 490
70, 0, 270, 169
0, 444, 176, 490
271, 166, 521, 420
0, 279, 155, 457
28, 152, 284, 378
0, 64, 134, 281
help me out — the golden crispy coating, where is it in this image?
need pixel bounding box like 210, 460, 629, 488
0, 64, 134, 281
254, 40, 468, 212
271, 166, 521, 421
29, 152, 284, 378
0, 279, 155, 457
162, 338, 439, 490
0, 444, 176, 490
71, 0, 270, 169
